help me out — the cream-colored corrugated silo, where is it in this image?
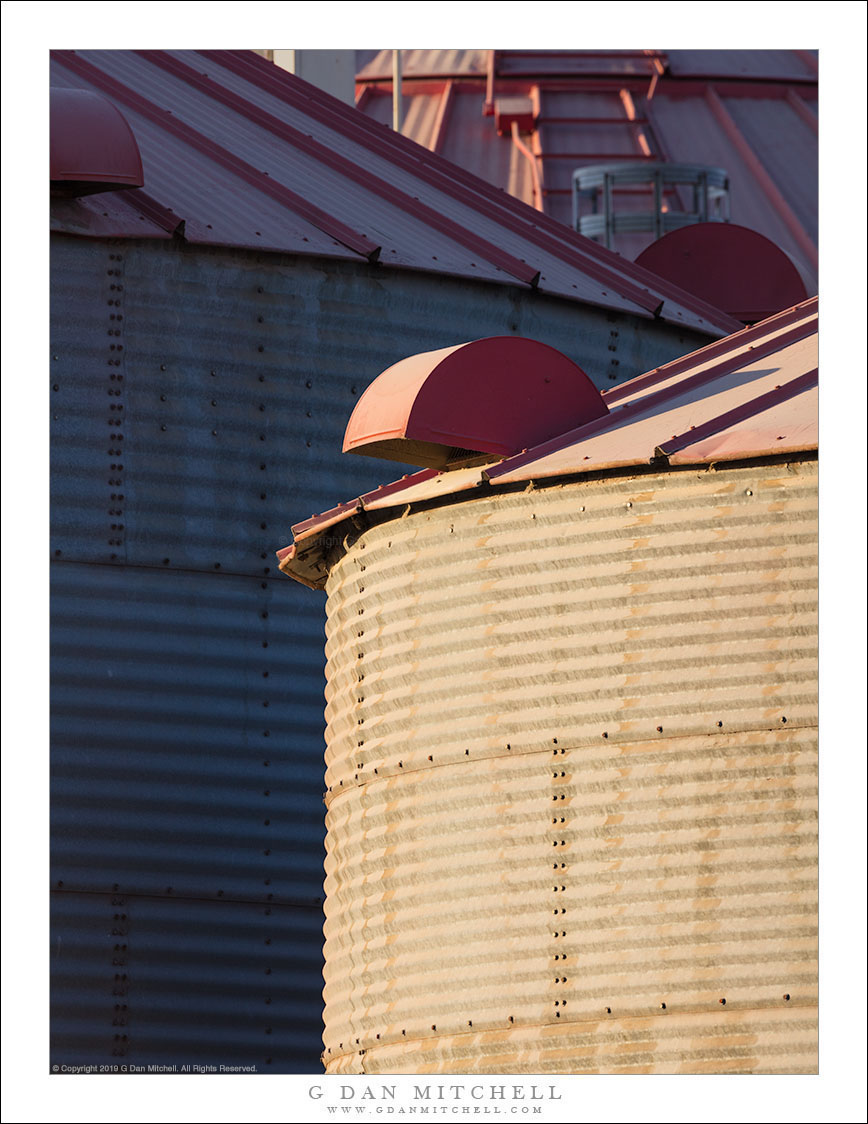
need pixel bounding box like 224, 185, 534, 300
279, 301, 818, 1074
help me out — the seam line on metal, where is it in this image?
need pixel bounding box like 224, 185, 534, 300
149, 50, 539, 287
485, 318, 818, 481
656, 369, 817, 455
603, 298, 817, 404
323, 720, 818, 806
50, 50, 381, 261
202, 50, 739, 327
323, 1000, 818, 1065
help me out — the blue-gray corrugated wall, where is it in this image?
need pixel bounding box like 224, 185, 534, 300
50, 235, 710, 1072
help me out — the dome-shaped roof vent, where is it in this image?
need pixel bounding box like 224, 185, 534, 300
635, 223, 808, 325
51, 87, 144, 197
343, 336, 608, 469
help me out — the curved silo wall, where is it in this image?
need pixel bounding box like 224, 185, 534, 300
50, 234, 711, 1072
320, 458, 818, 1074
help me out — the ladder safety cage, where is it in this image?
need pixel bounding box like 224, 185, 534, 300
572, 162, 730, 248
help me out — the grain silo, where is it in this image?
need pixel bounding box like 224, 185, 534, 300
356, 49, 818, 293
49, 50, 733, 1072
278, 297, 818, 1074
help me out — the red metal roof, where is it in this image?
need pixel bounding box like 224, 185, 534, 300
357, 50, 818, 291
342, 336, 608, 467
277, 297, 818, 587
50, 87, 144, 193
634, 222, 808, 323
49, 49, 739, 335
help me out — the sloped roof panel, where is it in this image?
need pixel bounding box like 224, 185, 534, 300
499, 51, 654, 76
487, 301, 818, 483
277, 299, 818, 588
666, 50, 817, 80
441, 89, 534, 197
646, 93, 817, 288
50, 55, 357, 261
50, 190, 173, 240
722, 95, 818, 243
357, 50, 489, 80
667, 385, 817, 463
355, 49, 818, 293
49, 49, 738, 335
360, 49, 818, 83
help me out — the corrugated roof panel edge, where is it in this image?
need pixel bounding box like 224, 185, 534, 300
176, 50, 740, 333
277, 299, 818, 588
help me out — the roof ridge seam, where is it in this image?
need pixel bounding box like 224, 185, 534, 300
203, 50, 737, 329
51, 50, 381, 262
486, 316, 817, 480
138, 50, 539, 288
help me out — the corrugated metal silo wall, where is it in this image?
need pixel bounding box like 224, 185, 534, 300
320, 461, 818, 1074
49, 235, 710, 1073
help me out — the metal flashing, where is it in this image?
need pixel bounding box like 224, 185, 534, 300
277, 300, 818, 588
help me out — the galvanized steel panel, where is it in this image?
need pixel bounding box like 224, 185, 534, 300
51, 50, 739, 334
50, 236, 710, 574
347, 1008, 818, 1074
51, 890, 324, 1073
49, 231, 709, 1072
50, 239, 129, 562
51, 559, 326, 901
318, 462, 817, 1073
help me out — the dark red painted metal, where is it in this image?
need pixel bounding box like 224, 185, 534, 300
344, 337, 608, 465
486, 305, 817, 482
136, 51, 540, 289
635, 223, 808, 324
655, 368, 817, 456
291, 497, 362, 540
785, 90, 819, 134
206, 52, 652, 302
290, 470, 440, 541
793, 50, 819, 76
430, 80, 455, 155
541, 116, 652, 124
279, 51, 744, 327
115, 188, 185, 235
511, 122, 543, 211
484, 49, 497, 115
50, 87, 144, 193
705, 86, 819, 273
51, 51, 382, 262
604, 297, 817, 405
206, 50, 739, 329
495, 97, 535, 135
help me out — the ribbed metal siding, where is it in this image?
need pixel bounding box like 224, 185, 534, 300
51, 561, 326, 900
51, 890, 323, 1070
51, 238, 709, 572
50, 234, 710, 1072
320, 461, 817, 1073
